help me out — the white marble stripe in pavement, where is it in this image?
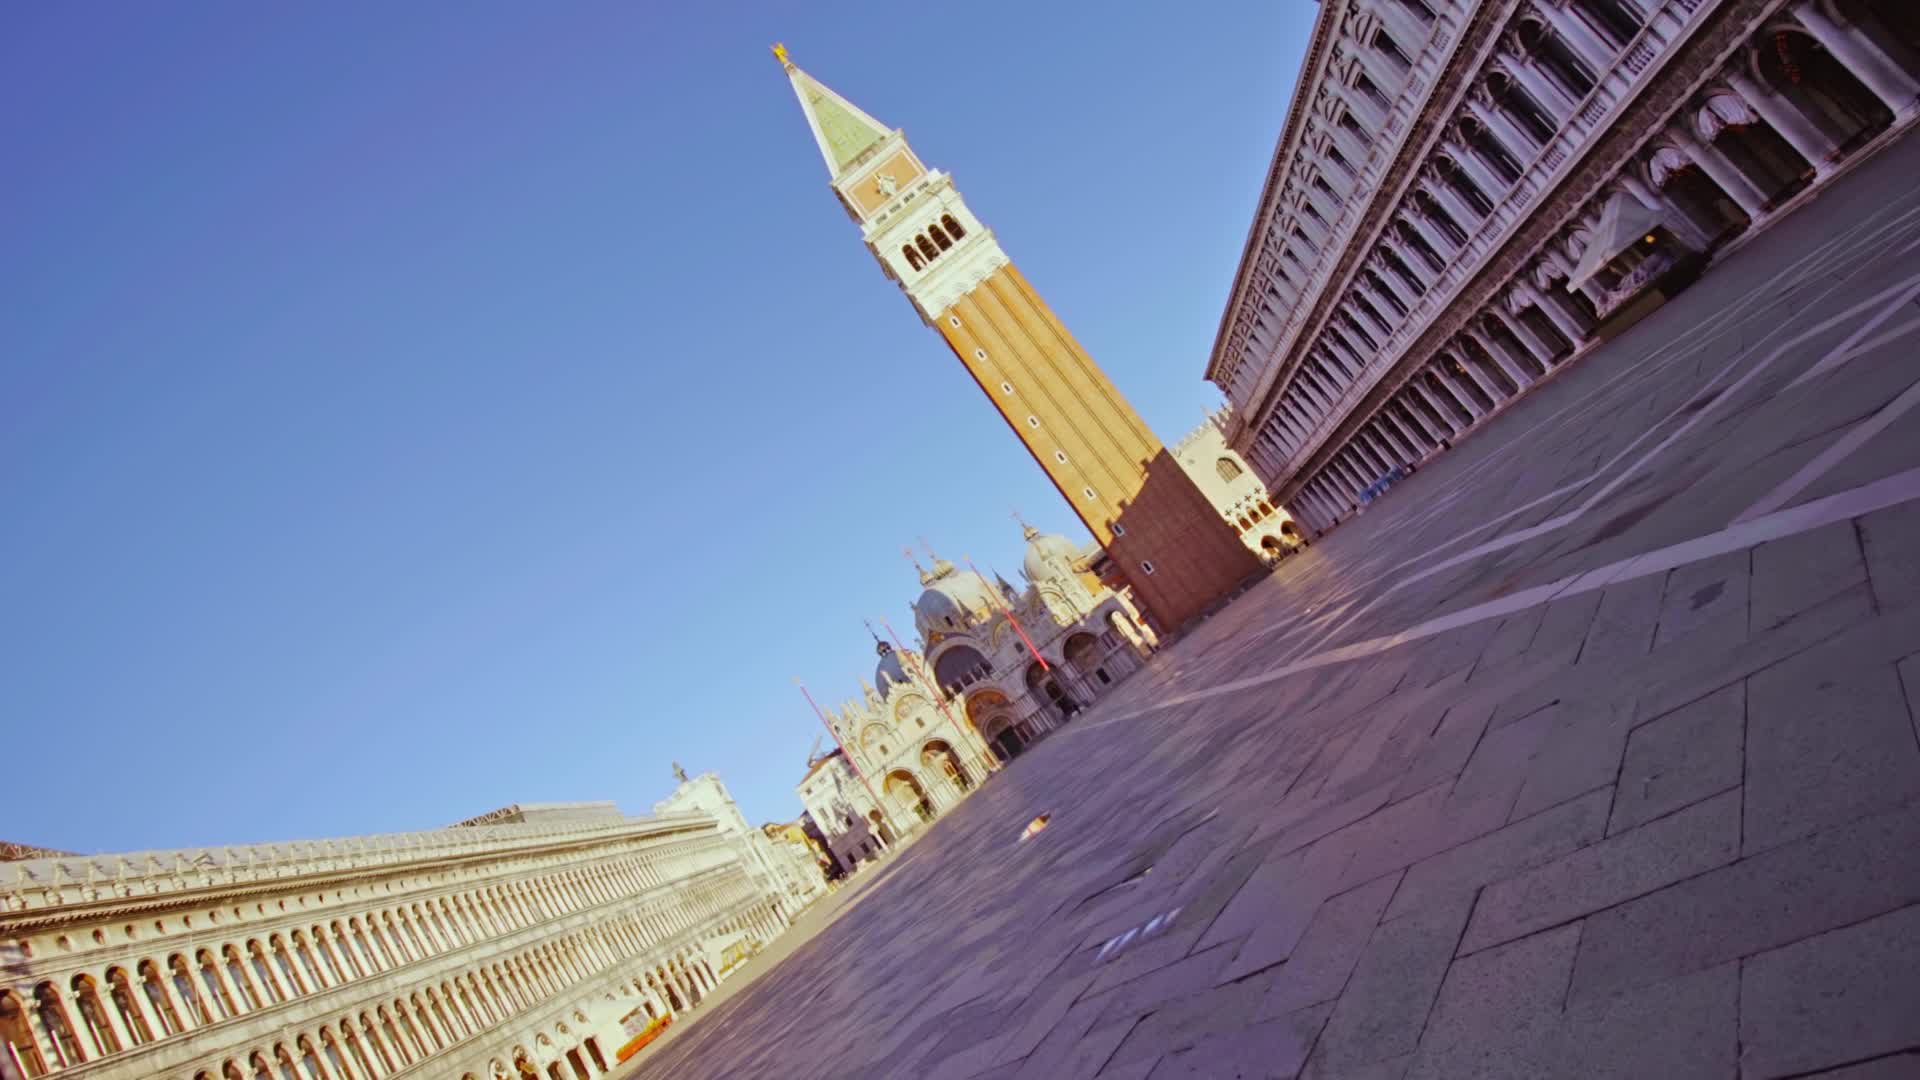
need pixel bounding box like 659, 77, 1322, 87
1072, 464, 1920, 732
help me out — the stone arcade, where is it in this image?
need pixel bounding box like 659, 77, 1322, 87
1206, 0, 1920, 531
0, 801, 797, 1080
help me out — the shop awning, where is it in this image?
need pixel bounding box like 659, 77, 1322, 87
1566, 193, 1666, 290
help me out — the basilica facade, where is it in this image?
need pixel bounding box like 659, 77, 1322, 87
0, 800, 798, 1080
1206, 0, 1919, 529
796, 524, 1158, 864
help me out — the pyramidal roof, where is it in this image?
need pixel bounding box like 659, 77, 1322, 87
775, 45, 892, 179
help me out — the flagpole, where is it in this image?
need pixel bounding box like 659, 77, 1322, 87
966, 554, 1049, 672
795, 679, 903, 841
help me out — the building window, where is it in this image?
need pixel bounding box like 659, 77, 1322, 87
973, 348, 987, 360
928, 221, 953, 250
1216, 457, 1243, 481
948, 315, 961, 328
1000, 381, 1014, 394
902, 245, 925, 271
1053, 450, 1068, 464
1141, 560, 1156, 574
1026, 415, 1040, 428
1112, 522, 1125, 536
916, 235, 939, 261
1083, 486, 1097, 500
941, 213, 967, 240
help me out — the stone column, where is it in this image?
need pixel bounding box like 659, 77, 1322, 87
1506, 55, 1574, 121
1454, 345, 1509, 401
1426, 175, 1486, 235
1389, 406, 1431, 454
1371, 258, 1420, 314
1668, 126, 1769, 218
1378, 417, 1418, 462
1517, 280, 1589, 347
1535, 0, 1616, 72
1793, 3, 1920, 120
1442, 138, 1508, 204
1489, 303, 1556, 368
1410, 379, 1456, 433
1467, 325, 1533, 388
1435, 364, 1487, 419
1405, 208, 1458, 261
1465, 96, 1537, 169
95, 975, 140, 1056
1724, 69, 1839, 176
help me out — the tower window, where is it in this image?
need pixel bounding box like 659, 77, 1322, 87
1216, 457, 1243, 482
999, 381, 1014, 394
941, 214, 967, 240
916, 235, 939, 261
973, 348, 987, 360
1141, 560, 1156, 574
948, 315, 962, 328
1053, 450, 1068, 464
1083, 486, 1097, 500
903, 246, 925, 271
928, 222, 953, 250
1026, 415, 1040, 428
1112, 522, 1126, 536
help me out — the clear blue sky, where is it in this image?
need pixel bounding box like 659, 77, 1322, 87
0, 3, 1314, 851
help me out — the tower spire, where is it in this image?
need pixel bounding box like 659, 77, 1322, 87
773, 49, 893, 179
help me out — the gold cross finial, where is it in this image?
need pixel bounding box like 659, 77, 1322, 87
772, 42, 792, 69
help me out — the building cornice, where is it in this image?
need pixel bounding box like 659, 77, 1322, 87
0, 814, 717, 923
1204, 0, 1352, 391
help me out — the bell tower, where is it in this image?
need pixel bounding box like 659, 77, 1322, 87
775, 46, 1259, 630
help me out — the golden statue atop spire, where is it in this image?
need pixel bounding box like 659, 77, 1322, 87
772, 42, 792, 70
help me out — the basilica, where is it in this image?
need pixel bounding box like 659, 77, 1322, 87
796, 519, 1168, 870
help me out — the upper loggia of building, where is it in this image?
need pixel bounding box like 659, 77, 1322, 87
776, 46, 1009, 322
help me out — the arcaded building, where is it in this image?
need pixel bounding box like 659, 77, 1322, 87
775, 48, 1262, 632
0, 801, 796, 1080
1206, 0, 1918, 529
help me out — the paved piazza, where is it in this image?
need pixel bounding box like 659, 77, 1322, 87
628, 134, 1920, 1080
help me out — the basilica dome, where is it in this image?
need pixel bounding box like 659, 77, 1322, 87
913, 560, 1001, 639
874, 640, 908, 697
1022, 529, 1083, 583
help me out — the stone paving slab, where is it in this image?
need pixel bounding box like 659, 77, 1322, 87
622, 129, 1920, 1080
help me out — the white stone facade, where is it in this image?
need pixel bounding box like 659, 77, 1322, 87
797, 526, 1159, 861
1172, 410, 1308, 559
0, 803, 793, 1080
1206, 0, 1920, 531
652, 774, 826, 916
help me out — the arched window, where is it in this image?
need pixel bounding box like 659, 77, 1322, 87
170, 954, 212, 1026
292, 933, 326, 992
200, 945, 238, 1014
248, 941, 284, 1003
1216, 457, 1243, 482
140, 959, 185, 1034
2, 989, 50, 1077
269, 936, 306, 997
223, 946, 262, 1010
941, 213, 966, 239
927, 221, 952, 250
69, 975, 120, 1057
106, 967, 153, 1043
34, 984, 86, 1067
916, 235, 939, 261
